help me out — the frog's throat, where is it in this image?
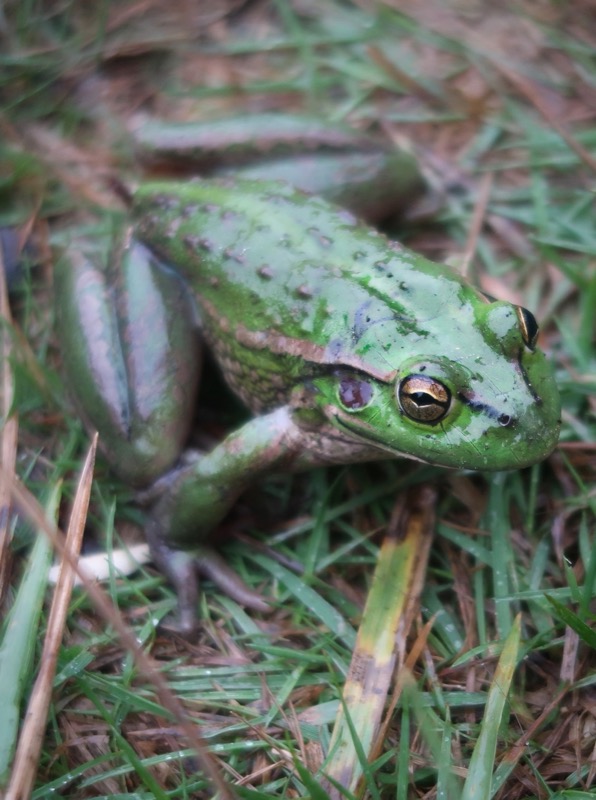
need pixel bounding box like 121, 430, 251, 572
328, 408, 411, 459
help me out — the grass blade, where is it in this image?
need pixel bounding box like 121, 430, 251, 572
461, 614, 522, 800
324, 485, 436, 797
4, 440, 95, 800
0, 483, 58, 787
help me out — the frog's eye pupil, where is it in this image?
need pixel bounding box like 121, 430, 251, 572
338, 376, 373, 410
398, 375, 451, 424
516, 306, 539, 350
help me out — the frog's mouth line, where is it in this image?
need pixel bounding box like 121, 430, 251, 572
331, 411, 438, 466
330, 410, 409, 458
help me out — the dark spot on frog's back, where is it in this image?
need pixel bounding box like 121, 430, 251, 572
352, 300, 373, 342
183, 234, 215, 253
257, 265, 274, 280
165, 218, 181, 239
222, 209, 239, 222
308, 226, 333, 248
295, 284, 314, 299
223, 247, 246, 265
152, 194, 180, 211
138, 214, 160, 233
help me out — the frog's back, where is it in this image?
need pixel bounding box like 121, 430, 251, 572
132, 178, 474, 407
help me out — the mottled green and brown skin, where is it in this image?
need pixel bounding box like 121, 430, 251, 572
56, 177, 561, 632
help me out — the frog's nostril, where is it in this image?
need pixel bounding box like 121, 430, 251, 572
498, 413, 514, 427
458, 391, 516, 427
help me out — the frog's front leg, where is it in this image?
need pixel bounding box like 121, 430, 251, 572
142, 405, 309, 633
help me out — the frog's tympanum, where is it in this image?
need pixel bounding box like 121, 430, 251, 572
56, 178, 561, 631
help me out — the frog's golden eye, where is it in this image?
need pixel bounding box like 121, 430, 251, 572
337, 375, 374, 411
398, 375, 451, 424
516, 306, 539, 350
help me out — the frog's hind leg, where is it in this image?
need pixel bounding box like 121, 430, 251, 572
145, 521, 269, 634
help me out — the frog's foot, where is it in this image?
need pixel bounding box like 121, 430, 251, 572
145, 522, 270, 635
197, 546, 271, 614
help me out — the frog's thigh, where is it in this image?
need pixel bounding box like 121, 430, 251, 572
55, 240, 202, 487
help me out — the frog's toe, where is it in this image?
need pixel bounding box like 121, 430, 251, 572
145, 520, 271, 634
158, 606, 200, 637
145, 531, 201, 635
197, 546, 271, 613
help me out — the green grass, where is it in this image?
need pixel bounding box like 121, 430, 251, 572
1, 1, 595, 797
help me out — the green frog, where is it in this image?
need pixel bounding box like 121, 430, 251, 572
55, 162, 560, 632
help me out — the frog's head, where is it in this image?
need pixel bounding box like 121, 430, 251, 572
306, 295, 561, 471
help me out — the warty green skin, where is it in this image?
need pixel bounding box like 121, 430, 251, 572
59, 177, 561, 631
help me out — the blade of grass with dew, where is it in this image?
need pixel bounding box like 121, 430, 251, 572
323, 485, 436, 798
0, 482, 59, 788
461, 613, 522, 800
